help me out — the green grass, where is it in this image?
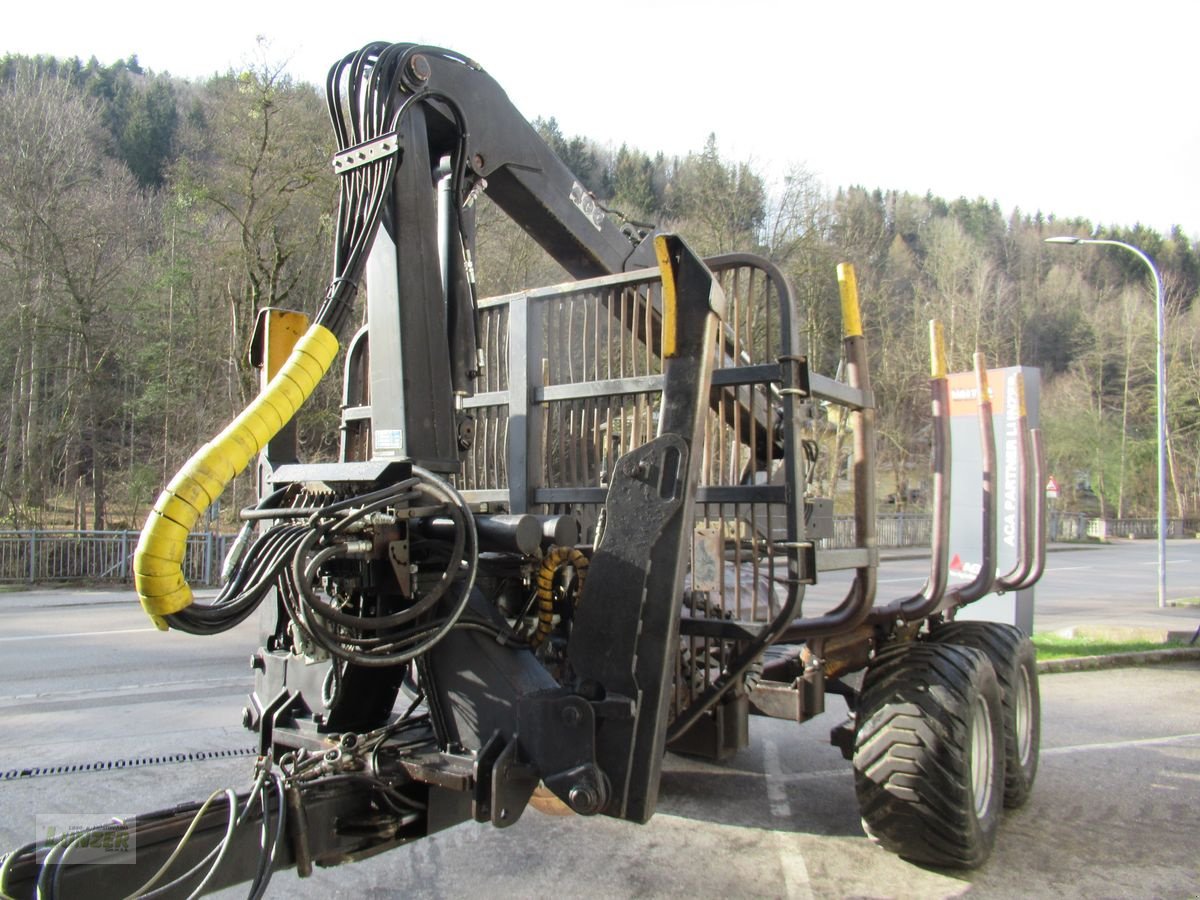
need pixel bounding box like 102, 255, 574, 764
1032, 633, 1188, 661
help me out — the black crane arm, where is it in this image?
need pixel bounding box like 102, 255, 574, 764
321, 41, 657, 346
384, 43, 655, 279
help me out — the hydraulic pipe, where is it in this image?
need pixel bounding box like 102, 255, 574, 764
133, 325, 339, 629
416, 513, 542, 555
536, 514, 580, 549
1006, 429, 1047, 592
871, 320, 952, 624
777, 263, 877, 643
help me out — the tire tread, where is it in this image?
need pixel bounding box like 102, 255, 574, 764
852, 642, 1004, 869
927, 622, 1040, 807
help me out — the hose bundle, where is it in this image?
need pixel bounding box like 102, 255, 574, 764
168, 468, 480, 670
317, 42, 475, 336
135, 43, 473, 629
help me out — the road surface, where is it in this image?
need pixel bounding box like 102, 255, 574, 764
0, 542, 1198, 897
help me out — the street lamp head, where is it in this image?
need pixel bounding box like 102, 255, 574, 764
1044, 236, 1084, 245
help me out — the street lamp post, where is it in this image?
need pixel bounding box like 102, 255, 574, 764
1045, 236, 1167, 608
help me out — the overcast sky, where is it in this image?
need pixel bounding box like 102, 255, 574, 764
7, 0, 1197, 239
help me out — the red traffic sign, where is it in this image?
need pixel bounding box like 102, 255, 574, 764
1046, 476, 1059, 499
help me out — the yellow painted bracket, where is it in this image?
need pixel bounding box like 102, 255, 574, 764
250, 308, 310, 385
974, 352, 990, 403
133, 323, 339, 629
837, 263, 863, 338
929, 320, 948, 380
654, 235, 679, 358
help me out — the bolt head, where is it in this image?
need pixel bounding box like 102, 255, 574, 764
568, 784, 599, 813
408, 54, 431, 83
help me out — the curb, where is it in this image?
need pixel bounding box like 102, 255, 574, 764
1037, 646, 1200, 674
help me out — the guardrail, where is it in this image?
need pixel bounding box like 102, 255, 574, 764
2, 515, 1197, 585
826, 512, 933, 549
1048, 513, 1200, 542
0, 530, 235, 585
829, 512, 1200, 548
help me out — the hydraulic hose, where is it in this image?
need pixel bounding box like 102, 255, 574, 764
134, 324, 339, 629
530, 547, 589, 649
136, 45, 472, 631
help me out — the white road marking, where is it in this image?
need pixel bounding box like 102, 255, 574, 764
1042, 732, 1200, 756
0, 676, 247, 703
1159, 770, 1200, 783
763, 738, 815, 900
876, 576, 926, 584
778, 768, 849, 783
762, 739, 792, 818
0, 627, 157, 643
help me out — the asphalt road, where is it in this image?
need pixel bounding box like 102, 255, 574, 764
1, 544, 1198, 898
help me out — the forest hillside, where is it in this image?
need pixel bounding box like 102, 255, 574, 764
1, 53, 1196, 529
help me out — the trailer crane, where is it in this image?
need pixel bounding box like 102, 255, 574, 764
0, 41, 1045, 897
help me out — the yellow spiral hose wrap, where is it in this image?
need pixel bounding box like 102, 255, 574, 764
134, 324, 339, 629
531, 547, 590, 649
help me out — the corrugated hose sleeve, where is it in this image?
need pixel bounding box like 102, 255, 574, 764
531, 547, 589, 649
134, 324, 340, 630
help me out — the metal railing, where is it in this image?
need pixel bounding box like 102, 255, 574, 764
829, 512, 1200, 547
2, 514, 1196, 586
0, 530, 236, 585
826, 512, 933, 549
1034, 513, 1194, 542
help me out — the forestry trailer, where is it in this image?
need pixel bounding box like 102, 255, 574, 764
1, 41, 1045, 898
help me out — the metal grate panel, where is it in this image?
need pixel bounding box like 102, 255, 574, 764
461, 254, 811, 715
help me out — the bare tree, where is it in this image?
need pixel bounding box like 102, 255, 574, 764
170, 59, 334, 410
0, 67, 154, 526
